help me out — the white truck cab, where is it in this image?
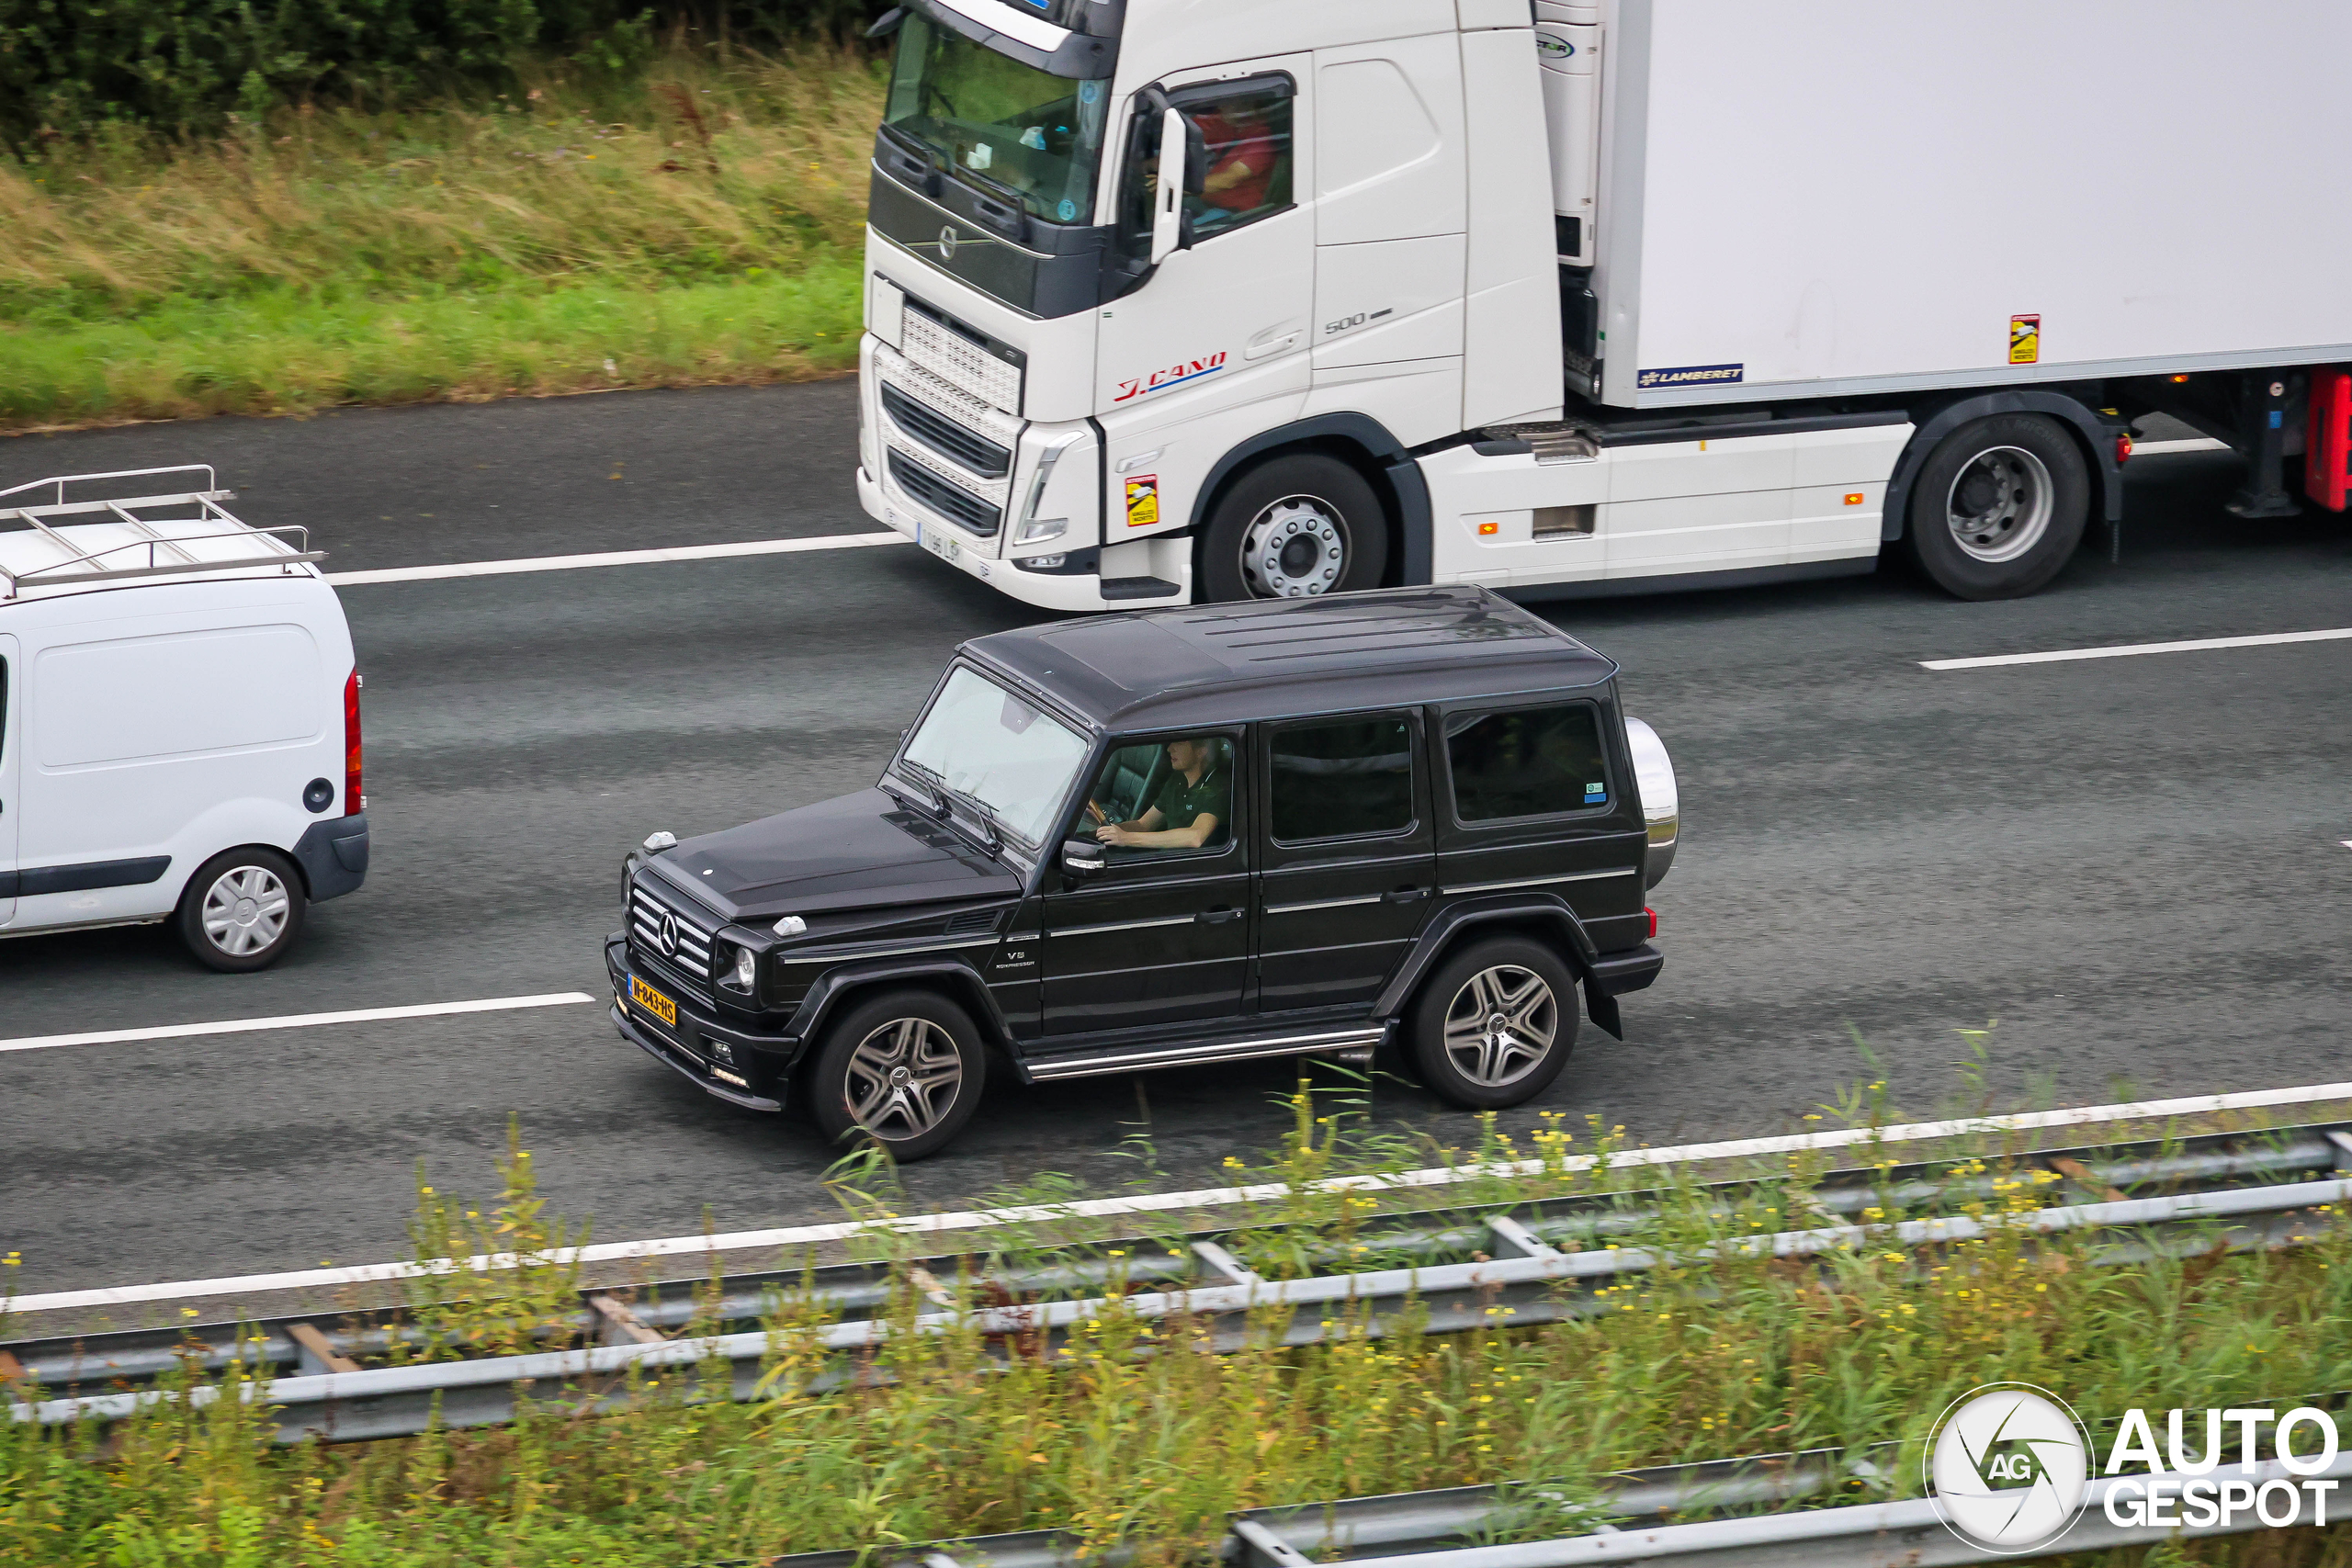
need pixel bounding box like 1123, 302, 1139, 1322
0, 467, 368, 971
855, 0, 2351, 612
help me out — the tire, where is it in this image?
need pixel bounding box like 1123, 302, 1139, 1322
175, 847, 308, 973
1406, 937, 1579, 1111
805, 988, 987, 1162
1198, 452, 1390, 603
1902, 413, 2090, 600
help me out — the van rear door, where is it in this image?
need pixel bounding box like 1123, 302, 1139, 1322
0, 634, 17, 926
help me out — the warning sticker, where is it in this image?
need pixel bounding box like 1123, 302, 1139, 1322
1125, 474, 1159, 528
2009, 314, 2041, 366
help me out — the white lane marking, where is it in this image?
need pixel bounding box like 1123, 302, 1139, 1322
2128, 437, 2231, 456
325, 532, 908, 586
16, 1076, 2352, 1315
1923, 627, 2352, 671
0, 993, 596, 1055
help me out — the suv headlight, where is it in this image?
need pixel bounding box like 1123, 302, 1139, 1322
717, 942, 758, 996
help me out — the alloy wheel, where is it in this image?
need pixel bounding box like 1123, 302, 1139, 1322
1944, 446, 2055, 563
201, 866, 292, 957
844, 1018, 964, 1140
1441, 964, 1558, 1089
1240, 495, 1350, 598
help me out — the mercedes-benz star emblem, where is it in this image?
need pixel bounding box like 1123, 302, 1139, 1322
656, 912, 680, 957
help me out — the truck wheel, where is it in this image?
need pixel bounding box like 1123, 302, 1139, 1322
1904, 413, 2089, 599
1199, 454, 1389, 602
176, 848, 308, 973
1407, 937, 1578, 1110
806, 989, 986, 1162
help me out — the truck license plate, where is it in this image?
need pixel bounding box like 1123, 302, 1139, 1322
920, 525, 960, 565
629, 976, 676, 1027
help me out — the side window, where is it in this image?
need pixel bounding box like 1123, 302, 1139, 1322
1080, 735, 1236, 863
1270, 716, 1415, 844
1445, 705, 1611, 824
1117, 76, 1295, 260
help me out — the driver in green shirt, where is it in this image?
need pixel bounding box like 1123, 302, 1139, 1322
1093, 737, 1229, 852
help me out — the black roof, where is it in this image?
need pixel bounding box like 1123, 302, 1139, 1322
962, 586, 1617, 731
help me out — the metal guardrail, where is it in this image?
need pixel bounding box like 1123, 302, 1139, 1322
12, 1118, 2345, 1403
10, 1163, 2347, 1443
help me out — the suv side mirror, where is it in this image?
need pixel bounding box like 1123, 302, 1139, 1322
1063, 837, 1105, 876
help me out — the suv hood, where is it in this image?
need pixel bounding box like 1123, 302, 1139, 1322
652, 789, 1020, 922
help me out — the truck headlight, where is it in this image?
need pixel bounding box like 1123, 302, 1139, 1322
1014, 516, 1069, 546
718, 942, 757, 995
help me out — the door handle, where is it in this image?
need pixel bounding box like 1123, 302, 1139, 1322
1196, 907, 1243, 924
1243, 333, 1301, 362
1382, 887, 1430, 904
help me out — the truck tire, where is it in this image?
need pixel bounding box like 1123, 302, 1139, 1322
806, 988, 987, 1162
1406, 937, 1578, 1111
1903, 413, 2089, 600
1199, 453, 1389, 603
176, 847, 309, 973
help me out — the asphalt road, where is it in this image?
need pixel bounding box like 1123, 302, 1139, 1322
3, 385, 2347, 1303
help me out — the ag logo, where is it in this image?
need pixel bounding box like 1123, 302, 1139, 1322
1926, 1383, 2091, 1553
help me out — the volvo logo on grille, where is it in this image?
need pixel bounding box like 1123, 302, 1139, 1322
937, 225, 965, 258
656, 912, 680, 957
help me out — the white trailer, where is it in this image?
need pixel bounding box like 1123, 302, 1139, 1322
853, 0, 2352, 611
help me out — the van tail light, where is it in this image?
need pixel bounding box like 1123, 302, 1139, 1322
344, 670, 364, 815
2115, 434, 2134, 464
1645, 906, 1657, 940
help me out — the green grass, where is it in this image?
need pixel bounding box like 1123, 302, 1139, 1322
10, 1091, 2352, 1567
0, 45, 879, 429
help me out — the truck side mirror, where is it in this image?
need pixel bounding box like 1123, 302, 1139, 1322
1149, 106, 1190, 265
1063, 837, 1106, 876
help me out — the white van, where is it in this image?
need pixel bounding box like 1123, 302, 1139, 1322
0, 466, 368, 972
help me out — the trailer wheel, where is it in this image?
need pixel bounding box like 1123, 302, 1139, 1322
1198, 453, 1389, 603
1904, 414, 2090, 599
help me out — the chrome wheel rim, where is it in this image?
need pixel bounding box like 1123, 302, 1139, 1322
1944, 446, 2054, 564
1240, 494, 1349, 598
1442, 964, 1558, 1089
201, 866, 291, 956
844, 1018, 963, 1141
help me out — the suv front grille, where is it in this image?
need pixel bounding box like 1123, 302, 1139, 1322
888, 450, 1002, 536
881, 383, 1012, 479
630, 880, 717, 984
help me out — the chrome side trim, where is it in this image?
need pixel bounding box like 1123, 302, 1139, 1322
1027, 1026, 1387, 1081
775, 934, 1002, 965
1442, 869, 1639, 896
1047, 914, 1194, 938
1262, 894, 1385, 916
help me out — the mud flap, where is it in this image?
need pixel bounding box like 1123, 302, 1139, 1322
1584, 980, 1623, 1041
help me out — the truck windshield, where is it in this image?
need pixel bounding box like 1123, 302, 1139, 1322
898, 667, 1087, 848
883, 15, 1110, 226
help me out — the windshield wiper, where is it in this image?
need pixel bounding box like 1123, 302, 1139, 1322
943, 786, 1012, 859
893, 759, 954, 818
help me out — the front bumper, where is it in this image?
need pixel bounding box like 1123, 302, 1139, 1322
858, 463, 1148, 614
605, 936, 793, 1112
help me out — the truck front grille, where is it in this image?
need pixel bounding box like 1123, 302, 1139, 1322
881, 383, 1012, 479
888, 450, 1002, 536
629, 880, 716, 984
902, 306, 1023, 412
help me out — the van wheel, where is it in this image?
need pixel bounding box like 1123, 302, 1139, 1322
1199, 453, 1389, 603
806, 989, 986, 1162
1903, 413, 2089, 600
1407, 937, 1578, 1110
176, 848, 308, 973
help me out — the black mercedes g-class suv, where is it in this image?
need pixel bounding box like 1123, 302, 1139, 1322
607, 586, 1677, 1160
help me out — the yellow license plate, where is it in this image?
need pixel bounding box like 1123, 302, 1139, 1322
629, 976, 676, 1027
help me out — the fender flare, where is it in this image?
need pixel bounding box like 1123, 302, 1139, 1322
1883, 389, 2126, 543
1373, 895, 1624, 1038
782, 958, 1015, 1061
1186, 412, 1436, 584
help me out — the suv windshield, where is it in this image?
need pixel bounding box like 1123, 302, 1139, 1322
898, 667, 1087, 847
884, 15, 1110, 225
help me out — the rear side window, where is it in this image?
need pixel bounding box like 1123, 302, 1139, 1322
1271, 716, 1414, 842
1445, 705, 1610, 823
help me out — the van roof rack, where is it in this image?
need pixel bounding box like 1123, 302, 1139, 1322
0, 464, 324, 602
